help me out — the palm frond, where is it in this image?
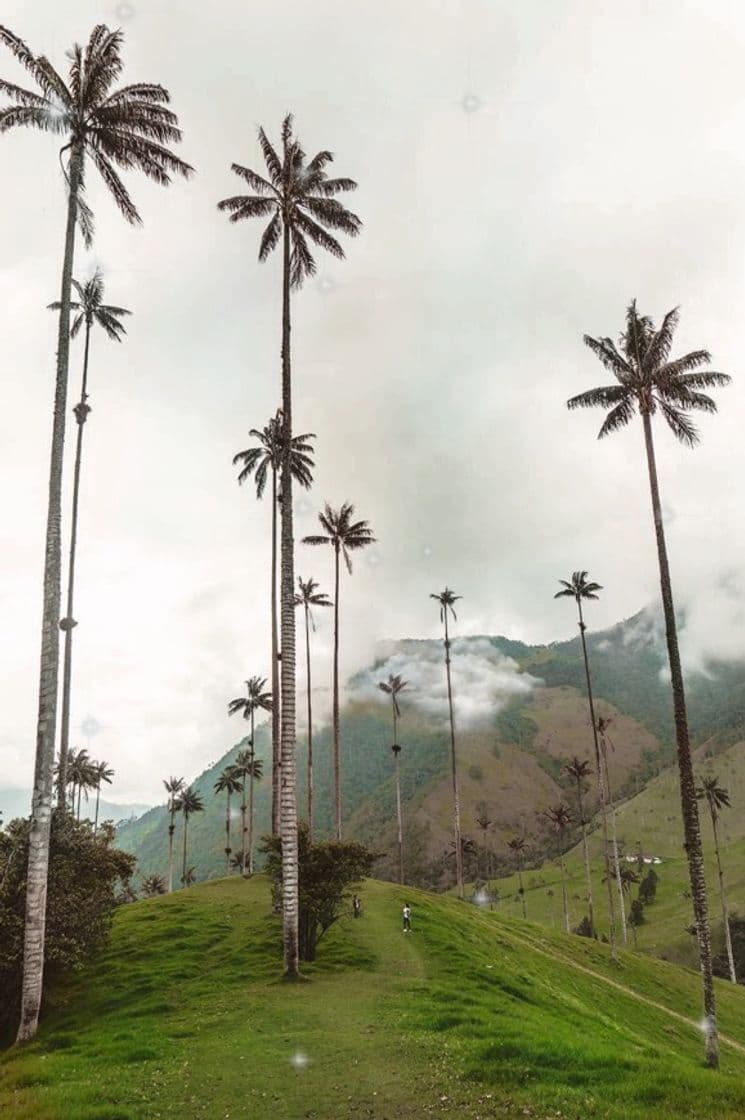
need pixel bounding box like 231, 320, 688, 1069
88, 148, 141, 224
582, 336, 632, 380
642, 306, 679, 374
257, 124, 282, 186
657, 400, 700, 447
597, 397, 636, 439
259, 210, 281, 260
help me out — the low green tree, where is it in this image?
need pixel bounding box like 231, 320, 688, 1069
639, 868, 659, 905
261, 824, 376, 962
0, 812, 134, 1043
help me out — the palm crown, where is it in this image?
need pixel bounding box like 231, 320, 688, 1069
49, 269, 131, 346
233, 411, 315, 497
174, 786, 203, 819
303, 502, 376, 572
294, 575, 332, 629
697, 776, 731, 819
228, 676, 273, 721
378, 673, 409, 718
564, 756, 592, 784
214, 765, 242, 796
555, 571, 602, 604
507, 837, 525, 855
0, 24, 192, 228
217, 113, 361, 288
234, 748, 264, 779
567, 301, 730, 448
431, 587, 461, 624
545, 804, 573, 831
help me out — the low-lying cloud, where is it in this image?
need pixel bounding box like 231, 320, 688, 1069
351, 637, 540, 728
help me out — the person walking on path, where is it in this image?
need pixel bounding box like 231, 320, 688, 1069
402, 903, 412, 932
352, 894, 361, 918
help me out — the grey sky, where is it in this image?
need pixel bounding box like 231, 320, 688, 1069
3, 1, 745, 802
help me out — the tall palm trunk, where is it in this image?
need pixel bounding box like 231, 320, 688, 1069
443, 612, 463, 899
271, 466, 280, 835
93, 781, 101, 837
601, 742, 627, 945
709, 810, 736, 984
391, 703, 404, 885
167, 809, 177, 893
224, 790, 232, 875
642, 411, 718, 1067
559, 852, 570, 933
248, 710, 256, 875
240, 773, 247, 874
17, 147, 82, 1043
279, 223, 299, 977
332, 542, 342, 840
181, 816, 189, 887
577, 598, 617, 961
58, 323, 92, 807
303, 601, 314, 838
517, 857, 527, 920
575, 778, 596, 937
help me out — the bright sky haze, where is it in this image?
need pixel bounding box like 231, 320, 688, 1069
2, 1, 745, 803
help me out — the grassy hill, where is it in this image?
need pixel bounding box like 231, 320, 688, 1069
4, 877, 745, 1118
488, 738, 745, 971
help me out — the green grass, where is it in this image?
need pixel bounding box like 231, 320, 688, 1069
4, 877, 745, 1119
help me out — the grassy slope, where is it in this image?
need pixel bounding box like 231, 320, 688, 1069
490, 739, 745, 968
4, 879, 745, 1119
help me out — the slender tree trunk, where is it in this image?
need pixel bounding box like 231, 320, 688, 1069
559, 852, 570, 933
167, 811, 176, 893
602, 742, 627, 945
711, 811, 736, 983
240, 775, 247, 875
58, 324, 92, 807
279, 222, 299, 977
248, 711, 256, 875
94, 782, 100, 837
181, 816, 188, 887
443, 613, 464, 898
76, 785, 82, 821
304, 602, 314, 839
332, 544, 341, 840
392, 702, 404, 885
576, 782, 596, 937
518, 860, 527, 919
642, 411, 718, 1067
24, 150, 81, 943
224, 791, 231, 875
271, 467, 280, 835
577, 598, 617, 962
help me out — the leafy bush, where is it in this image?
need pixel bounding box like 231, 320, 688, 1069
0, 811, 135, 1044
638, 868, 659, 905
261, 824, 377, 962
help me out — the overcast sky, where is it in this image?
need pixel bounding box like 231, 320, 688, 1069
3, 0, 745, 804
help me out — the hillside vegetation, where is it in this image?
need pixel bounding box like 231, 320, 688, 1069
4, 877, 745, 1118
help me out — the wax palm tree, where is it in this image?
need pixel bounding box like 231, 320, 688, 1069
233, 415, 315, 835
214, 766, 242, 876
294, 576, 332, 838
141, 873, 166, 898
175, 787, 204, 888
475, 812, 494, 881
597, 716, 627, 945
228, 677, 272, 874
430, 587, 464, 900
69, 748, 96, 820
545, 804, 573, 933
378, 674, 409, 885
507, 837, 528, 919
697, 776, 737, 984
303, 503, 376, 840
163, 775, 185, 894
219, 114, 360, 978
233, 748, 264, 876
48, 272, 130, 807
569, 301, 729, 1066
91, 758, 114, 836
0, 22, 192, 1040
555, 572, 617, 960
563, 756, 595, 937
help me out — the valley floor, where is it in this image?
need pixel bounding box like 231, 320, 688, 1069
3, 877, 745, 1119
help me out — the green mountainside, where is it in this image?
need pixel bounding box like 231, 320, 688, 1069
116, 608, 745, 893
3, 876, 745, 1119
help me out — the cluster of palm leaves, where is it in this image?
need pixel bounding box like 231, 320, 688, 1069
57, 747, 114, 833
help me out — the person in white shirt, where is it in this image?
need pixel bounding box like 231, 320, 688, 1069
402, 903, 412, 932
